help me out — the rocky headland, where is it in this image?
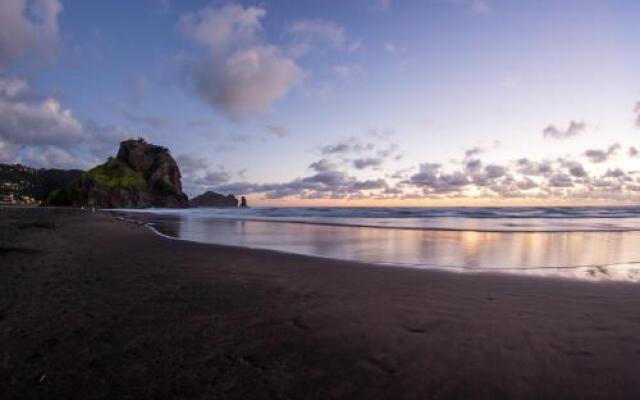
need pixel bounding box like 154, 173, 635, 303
1, 138, 251, 209
77, 138, 189, 208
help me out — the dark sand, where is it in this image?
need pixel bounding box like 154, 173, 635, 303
2, 208, 640, 400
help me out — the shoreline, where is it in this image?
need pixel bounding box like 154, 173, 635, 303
118, 213, 640, 277
111, 208, 640, 233
2, 208, 640, 399
111, 210, 640, 282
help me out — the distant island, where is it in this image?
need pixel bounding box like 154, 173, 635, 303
0, 138, 246, 209
190, 191, 248, 208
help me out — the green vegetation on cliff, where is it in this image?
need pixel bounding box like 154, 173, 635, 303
83, 157, 145, 191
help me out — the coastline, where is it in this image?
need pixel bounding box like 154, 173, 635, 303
2, 207, 640, 399
111, 210, 640, 281
111, 208, 640, 233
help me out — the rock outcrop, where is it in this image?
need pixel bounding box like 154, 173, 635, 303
189, 191, 239, 207
78, 138, 189, 208
240, 196, 248, 207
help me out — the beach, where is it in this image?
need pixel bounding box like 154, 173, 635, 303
2, 207, 640, 400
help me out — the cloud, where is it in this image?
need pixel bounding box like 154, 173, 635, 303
179, 4, 302, 119
516, 158, 552, 176
548, 173, 574, 188
584, 143, 620, 163
635, 101, 640, 127
484, 164, 506, 178
18, 146, 79, 170
629, 146, 638, 158
194, 170, 231, 186
543, 120, 585, 139
265, 123, 290, 138
175, 152, 235, 195
321, 142, 352, 155
287, 19, 359, 56
566, 162, 587, 178
0, 74, 140, 169
211, 154, 390, 199
214, 170, 388, 199
319, 137, 401, 171
205, 143, 640, 201
0, 0, 62, 68
309, 158, 336, 173
176, 153, 210, 175
465, 159, 482, 172
0, 76, 84, 146
464, 146, 483, 158
353, 157, 383, 169
319, 136, 387, 157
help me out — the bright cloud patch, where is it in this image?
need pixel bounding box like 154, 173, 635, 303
0, 76, 83, 146
179, 4, 303, 119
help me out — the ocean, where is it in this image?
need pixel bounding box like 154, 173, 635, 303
114, 206, 640, 282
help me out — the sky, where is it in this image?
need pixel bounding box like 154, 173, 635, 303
1, 0, 639, 206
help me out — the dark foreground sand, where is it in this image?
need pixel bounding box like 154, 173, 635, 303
2, 208, 640, 400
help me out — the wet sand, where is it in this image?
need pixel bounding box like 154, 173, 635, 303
2, 207, 640, 399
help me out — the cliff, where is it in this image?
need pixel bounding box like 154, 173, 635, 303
190, 191, 239, 207
78, 138, 189, 208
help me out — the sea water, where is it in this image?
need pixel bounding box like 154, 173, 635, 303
114, 207, 640, 282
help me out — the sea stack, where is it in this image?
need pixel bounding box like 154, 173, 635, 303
240, 196, 248, 207
190, 191, 239, 207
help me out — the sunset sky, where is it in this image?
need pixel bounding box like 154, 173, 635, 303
1, 0, 639, 205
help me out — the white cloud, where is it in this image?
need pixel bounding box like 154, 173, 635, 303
634, 101, 640, 127
19, 146, 78, 169
0, 74, 139, 169
0, 78, 84, 146
0, 0, 62, 68
179, 4, 302, 119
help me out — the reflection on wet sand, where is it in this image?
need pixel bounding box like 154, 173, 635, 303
151, 217, 640, 282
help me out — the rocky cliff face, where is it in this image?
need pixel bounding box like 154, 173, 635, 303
189, 191, 239, 207
78, 139, 189, 208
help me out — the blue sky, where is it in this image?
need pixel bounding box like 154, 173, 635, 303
1, 0, 639, 205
